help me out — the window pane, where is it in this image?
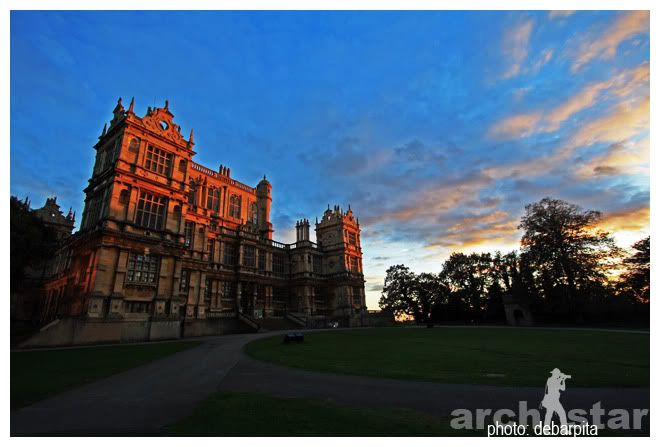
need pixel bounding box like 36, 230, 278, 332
126, 252, 160, 285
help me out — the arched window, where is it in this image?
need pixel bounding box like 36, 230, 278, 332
128, 137, 140, 153
229, 194, 242, 219
119, 189, 130, 205
207, 188, 220, 212
250, 203, 258, 224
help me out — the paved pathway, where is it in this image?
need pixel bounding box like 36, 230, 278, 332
11, 329, 650, 435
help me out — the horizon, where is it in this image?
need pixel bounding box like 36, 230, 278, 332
10, 10, 650, 309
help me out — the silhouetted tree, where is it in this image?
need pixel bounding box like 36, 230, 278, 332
439, 252, 494, 321
518, 198, 620, 309
617, 236, 650, 303
379, 198, 646, 326
379, 266, 449, 324
414, 272, 449, 325
379, 265, 418, 320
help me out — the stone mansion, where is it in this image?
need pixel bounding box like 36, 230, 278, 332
35, 98, 366, 343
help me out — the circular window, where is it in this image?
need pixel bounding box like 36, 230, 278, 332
159, 120, 169, 130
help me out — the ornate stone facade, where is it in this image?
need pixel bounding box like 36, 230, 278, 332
40, 98, 366, 332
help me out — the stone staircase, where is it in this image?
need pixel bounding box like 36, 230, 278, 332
284, 312, 308, 328
237, 313, 261, 332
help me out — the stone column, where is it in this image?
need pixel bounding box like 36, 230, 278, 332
236, 281, 242, 314
197, 271, 206, 319
252, 283, 258, 317
213, 238, 221, 264
265, 285, 273, 317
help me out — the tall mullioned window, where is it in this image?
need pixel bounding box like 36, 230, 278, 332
184, 221, 194, 248
180, 269, 191, 293
205, 278, 212, 302
350, 256, 359, 273
188, 184, 197, 206
126, 252, 159, 285
273, 253, 287, 275
250, 203, 258, 223
207, 188, 220, 212
348, 231, 357, 246
144, 144, 173, 176
207, 239, 215, 262
135, 191, 167, 229
223, 243, 237, 266
83, 194, 103, 230
229, 194, 241, 219
221, 281, 235, 310
243, 245, 256, 267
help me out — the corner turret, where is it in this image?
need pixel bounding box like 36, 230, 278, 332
256, 175, 273, 239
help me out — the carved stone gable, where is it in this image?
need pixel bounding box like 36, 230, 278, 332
141, 105, 185, 146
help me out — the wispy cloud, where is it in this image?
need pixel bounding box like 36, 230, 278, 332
501, 19, 534, 79
570, 96, 648, 149
488, 111, 541, 138
571, 10, 649, 72
531, 48, 555, 73
488, 62, 649, 138
548, 11, 575, 20
485, 95, 649, 182
426, 210, 520, 251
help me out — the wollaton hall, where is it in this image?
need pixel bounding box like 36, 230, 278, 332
35, 98, 366, 344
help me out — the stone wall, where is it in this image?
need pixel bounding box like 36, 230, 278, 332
182, 317, 245, 337
19, 316, 249, 348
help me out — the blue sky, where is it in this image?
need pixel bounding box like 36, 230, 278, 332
10, 11, 650, 308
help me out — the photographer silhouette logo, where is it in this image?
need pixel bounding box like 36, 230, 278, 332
541, 368, 571, 427
450, 364, 649, 436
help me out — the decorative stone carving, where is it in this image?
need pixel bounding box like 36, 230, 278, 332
140, 101, 187, 146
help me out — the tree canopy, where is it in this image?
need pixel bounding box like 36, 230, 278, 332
379, 197, 648, 325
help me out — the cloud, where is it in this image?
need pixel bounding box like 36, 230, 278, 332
531, 48, 555, 73
367, 283, 384, 292
426, 211, 521, 251
575, 136, 649, 179
572, 11, 649, 72
394, 139, 446, 166
511, 86, 531, 102
484, 95, 649, 180
611, 61, 650, 97
489, 62, 649, 138
299, 136, 370, 176
488, 111, 541, 138
548, 11, 575, 20
501, 19, 534, 79
367, 170, 494, 225
570, 96, 649, 149
598, 205, 650, 233
547, 63, 649, 133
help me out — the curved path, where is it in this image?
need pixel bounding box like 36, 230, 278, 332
11, 329, 650, 435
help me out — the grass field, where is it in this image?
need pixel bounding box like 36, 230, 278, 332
245, 327, 649, 388
169, 391, 469, 436
11, 341, 200, 409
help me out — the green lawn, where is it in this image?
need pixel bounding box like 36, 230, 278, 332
245, 327, 649, 387
169, 391, 469, 436
11, 341, 200, 409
